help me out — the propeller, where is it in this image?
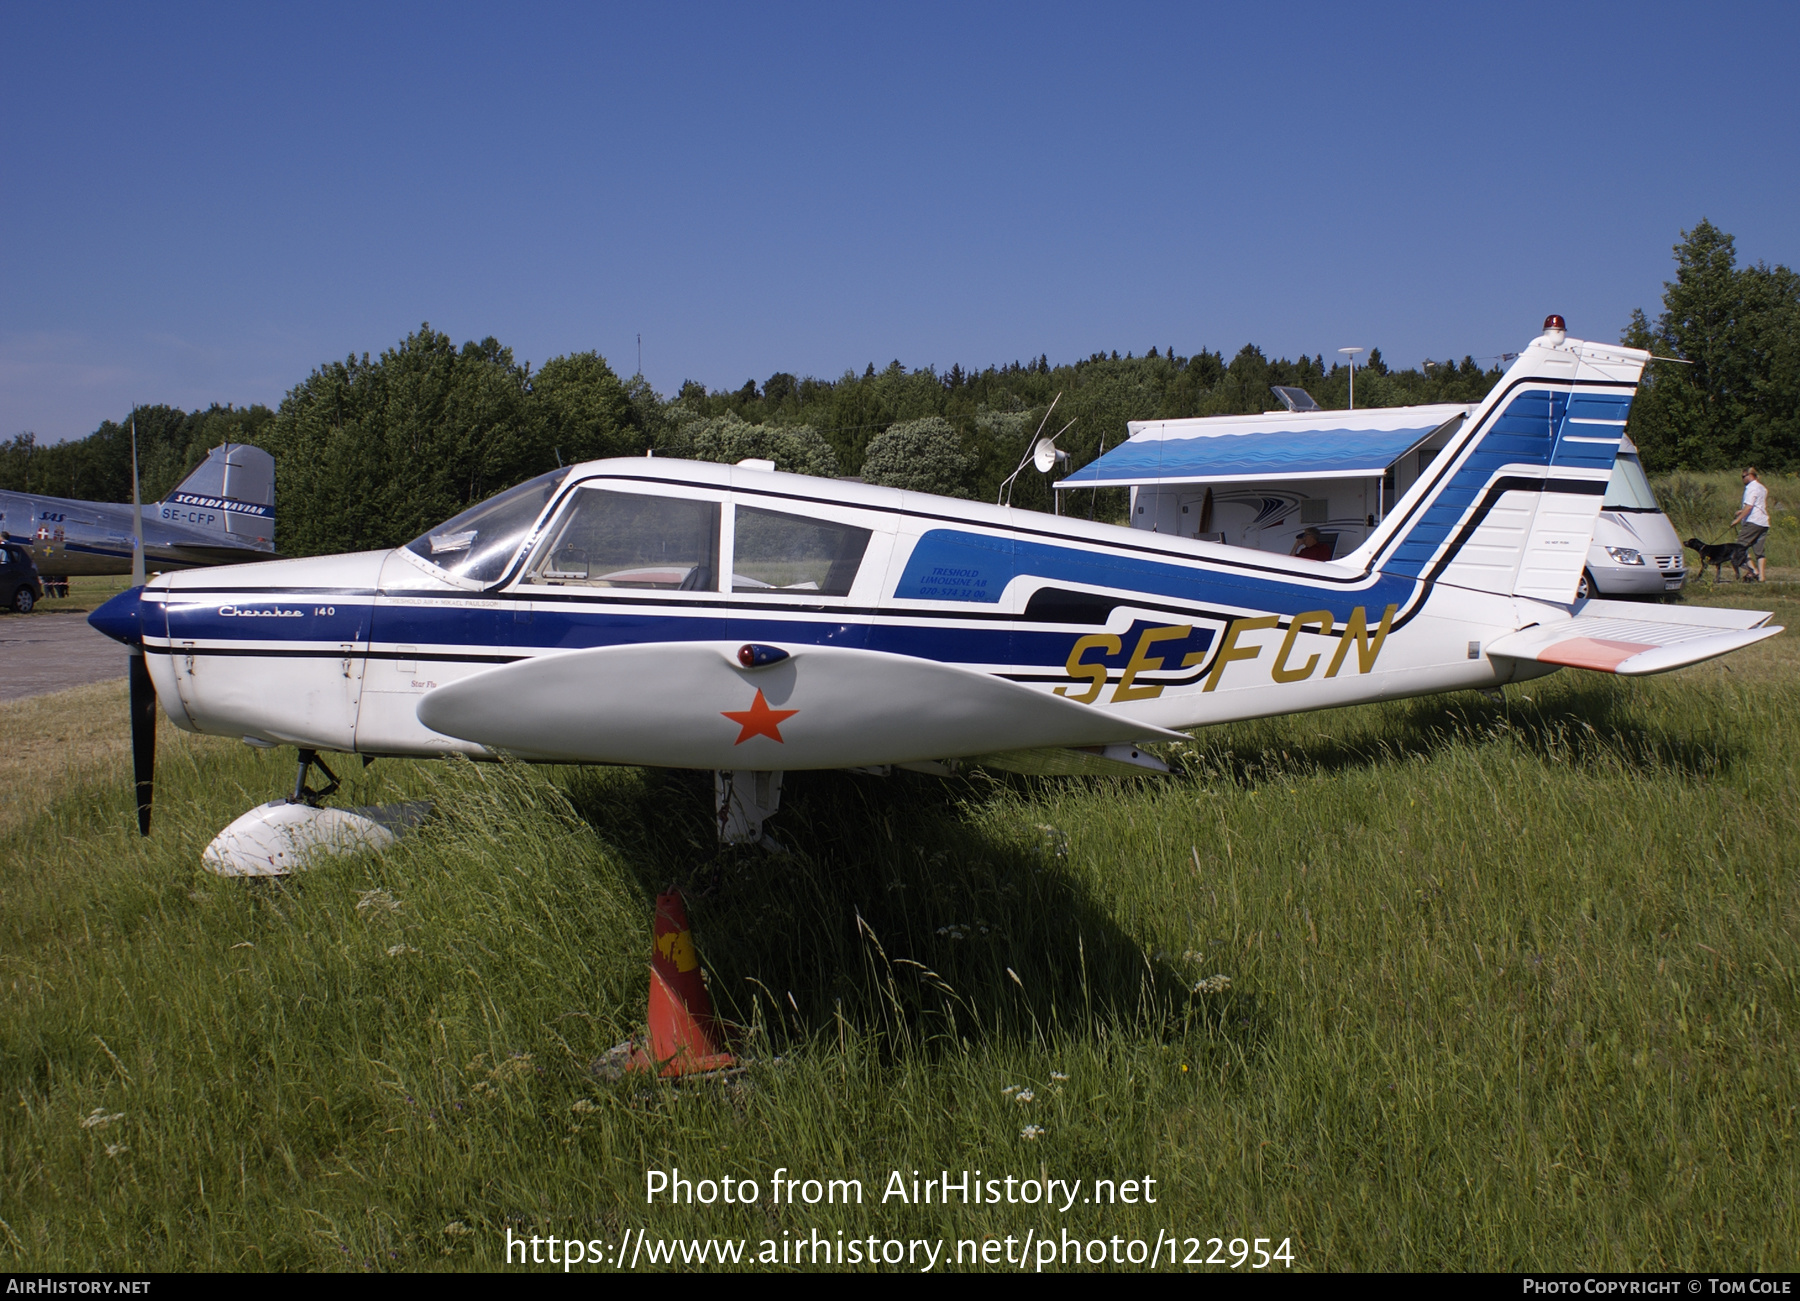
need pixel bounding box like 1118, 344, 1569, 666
129, 647, 156, 835
128, 415, 152, 834
90, 581, 153, 834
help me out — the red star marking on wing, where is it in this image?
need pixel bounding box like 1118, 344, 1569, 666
721, 689, 799, 745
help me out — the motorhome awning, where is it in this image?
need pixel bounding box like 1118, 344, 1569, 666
1054, 403, 1472, 489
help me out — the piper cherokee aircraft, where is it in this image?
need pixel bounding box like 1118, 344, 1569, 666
88, 319, 1781, 864
0, 442, 276, 597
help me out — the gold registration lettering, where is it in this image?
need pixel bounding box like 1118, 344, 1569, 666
1324, 603, 1398, 678
1270, 610, 1336, 683
1054, 633, 1121, 704
1111, 624, 1193, 703
1201, 615, 1280, 692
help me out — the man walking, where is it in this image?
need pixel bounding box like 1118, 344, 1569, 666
1732, 467, 1770, 583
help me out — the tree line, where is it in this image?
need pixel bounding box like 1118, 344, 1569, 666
2, 221, 1792, 557
1623, 219, 1800, 473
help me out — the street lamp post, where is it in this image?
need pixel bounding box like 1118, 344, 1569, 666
1338, 346, 1364, 411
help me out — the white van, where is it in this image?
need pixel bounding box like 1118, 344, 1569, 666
1578, 435, 1686, 598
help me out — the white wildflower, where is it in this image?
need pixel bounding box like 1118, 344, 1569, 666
80, 1108, 124, 1130
1014, 1089, 1035, 1104
1020, 1124, 1045, 1141
1050, 1072, 1069, 1082
104, 1142, 129, 1158
1000, 1084, 1019, 1095
386, 944, 419, 956
1194, 974, 1232, 995
357, 889, 402, 912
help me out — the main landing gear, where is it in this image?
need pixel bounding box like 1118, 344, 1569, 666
715, 769, 784, 850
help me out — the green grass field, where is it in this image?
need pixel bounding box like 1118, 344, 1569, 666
0, 588, 1796, 1272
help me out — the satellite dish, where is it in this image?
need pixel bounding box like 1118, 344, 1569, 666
1032, 438, 1062, 473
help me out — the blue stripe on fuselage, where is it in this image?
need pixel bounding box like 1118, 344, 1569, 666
895, 530, 1416, 621
157, 594, 1223, 673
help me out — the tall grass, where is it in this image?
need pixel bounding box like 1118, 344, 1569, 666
0, 594, 1795, 1271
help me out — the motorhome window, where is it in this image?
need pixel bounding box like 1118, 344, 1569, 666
405, 469, 569, 585
526, 489, 720, 590
1602, 453, 1661, 511
732, 506, 870, 596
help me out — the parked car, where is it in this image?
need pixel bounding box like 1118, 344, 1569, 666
1577, 436, 1687, 599
1, 540, 46, 612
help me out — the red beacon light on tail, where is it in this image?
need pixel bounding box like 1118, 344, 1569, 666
1542, 314, 1567, 343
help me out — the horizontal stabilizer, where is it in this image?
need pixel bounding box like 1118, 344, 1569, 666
1488, 601, 1781, 676
417, 641, 1185, 770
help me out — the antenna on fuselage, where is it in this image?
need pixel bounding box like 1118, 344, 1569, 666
998, 393, 1073, 507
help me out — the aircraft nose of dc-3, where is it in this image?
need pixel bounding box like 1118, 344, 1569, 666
89, 585, 145, 647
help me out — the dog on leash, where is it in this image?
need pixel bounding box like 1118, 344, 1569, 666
1684, 537, 1752, 582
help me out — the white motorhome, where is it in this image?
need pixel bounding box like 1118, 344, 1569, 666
1057, 394, 1684, 599
1056, 392, 1471, 560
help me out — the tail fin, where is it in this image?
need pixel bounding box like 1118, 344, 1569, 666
1373, 328, 1646, 603
161, 443, 276, 550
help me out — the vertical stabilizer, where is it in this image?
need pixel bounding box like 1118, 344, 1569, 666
1375, 325, 1646, 604
159, 444, 276, 550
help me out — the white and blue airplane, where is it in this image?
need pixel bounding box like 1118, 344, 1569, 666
88, 319, 1780, 862
0, 442, 277, 597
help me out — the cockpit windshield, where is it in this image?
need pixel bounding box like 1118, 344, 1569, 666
405, 469, 569, 585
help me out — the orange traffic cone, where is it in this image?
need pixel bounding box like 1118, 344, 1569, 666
626, 890, 737, 1078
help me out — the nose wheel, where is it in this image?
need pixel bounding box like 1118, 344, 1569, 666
288, 749, 341, 806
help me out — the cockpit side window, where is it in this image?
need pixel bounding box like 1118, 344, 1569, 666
405, 469, 569, 586
731, 506, 871, 596
523, 488, 721, 590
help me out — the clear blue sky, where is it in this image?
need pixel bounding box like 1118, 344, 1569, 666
4, 1, 1797, 443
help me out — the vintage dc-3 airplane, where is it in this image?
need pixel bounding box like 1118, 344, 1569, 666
0, 442, 277, 598
89, 319, 1780, 869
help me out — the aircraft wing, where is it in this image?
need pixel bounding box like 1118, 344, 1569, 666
1487, 598, 1781, 676
416, 640, 1186, 770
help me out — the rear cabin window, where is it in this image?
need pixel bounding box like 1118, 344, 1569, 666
524, 488, 720, 590
731, 506, 870, 596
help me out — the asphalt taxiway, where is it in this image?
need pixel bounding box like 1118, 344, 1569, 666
0, 613, 128, 702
